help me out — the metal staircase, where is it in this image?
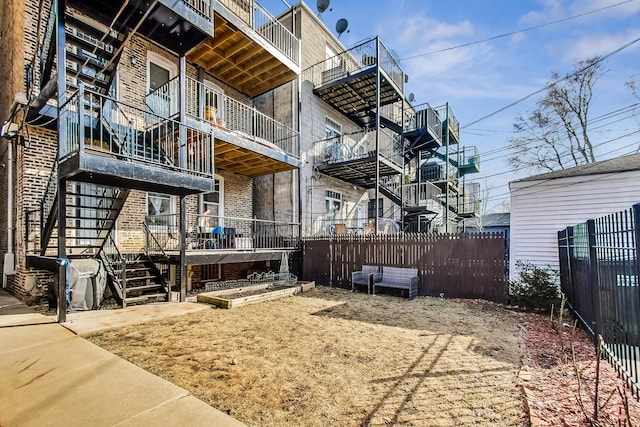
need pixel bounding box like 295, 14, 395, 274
100, 236, 169, 307
39, 179, 130, 257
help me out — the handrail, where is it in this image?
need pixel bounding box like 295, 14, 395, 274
39, 160, 59, 252
435, 104, 460, 142
62, 86, 214, 178
311, 127, 403, 169
218, 0, 300, 65
145, 213, 299, 251
302, 37, 405, 90
182, 77, 300, 158
142, 221, 170, 259
183, 0, 212, 20
100, 231, 127, 306
38, 0, 57, 89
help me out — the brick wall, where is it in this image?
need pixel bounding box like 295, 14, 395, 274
0, 1, 295, 297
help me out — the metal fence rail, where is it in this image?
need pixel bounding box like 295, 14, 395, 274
558, 203, 640, 398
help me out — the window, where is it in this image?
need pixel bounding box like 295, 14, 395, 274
325, 117, 342, 142
147, 52, 177, 116
147, 192, 175, 226
200, 176, 223, 227
325, 190, 342, 221
325, 45, 339, 70
368, 198, 383, 219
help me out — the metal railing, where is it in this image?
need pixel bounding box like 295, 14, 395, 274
558, 204, 640, 398
146, 77, 180, 118
435, 104, 460, 143
218, 0, 300, 65
458, 146, 480, 172
37, 0, 57, 90
144, 214, 299, 251
311, 128, 403, 169
100, 232, 127, 306
60, 86, 214, 178
303, 37, 405, 90
148, 77, 300, 158
407, 102, 442, 141
183, 0, 212, 20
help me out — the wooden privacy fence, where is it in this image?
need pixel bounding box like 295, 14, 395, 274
302, 233, 507, 302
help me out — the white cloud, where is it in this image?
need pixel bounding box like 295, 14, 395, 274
560, 29, 640, 61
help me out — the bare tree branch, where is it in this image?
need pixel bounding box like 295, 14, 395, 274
508, 57, 604, 172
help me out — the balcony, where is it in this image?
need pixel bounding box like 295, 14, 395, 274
146, 77, 300, 176
457, 146, 480, 175
435, 104, 460, 145
303, 37, 405, 128
311, 128, 404, 188
58, 87, 215, 195
145, 214, 299, 264
403, 102, 443, 162
67, 0, 213, 55
186, 0, 300, 96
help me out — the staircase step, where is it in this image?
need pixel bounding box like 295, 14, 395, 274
114, 267, 152, 274
126, 284, 163, 293
125, 293, 167, 305
124, 275, 158, 282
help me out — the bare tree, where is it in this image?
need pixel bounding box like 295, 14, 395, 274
508, 57, 604, 172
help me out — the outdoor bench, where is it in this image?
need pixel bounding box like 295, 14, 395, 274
373, 266, 419, 299
351, 265, 381, 294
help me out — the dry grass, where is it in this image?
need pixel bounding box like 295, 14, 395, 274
88, 286, 528, 426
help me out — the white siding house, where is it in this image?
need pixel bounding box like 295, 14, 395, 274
509, 153, 640, 279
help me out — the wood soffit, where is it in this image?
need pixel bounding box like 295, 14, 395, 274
187, 15, 296, 97
214, 140, 296, 176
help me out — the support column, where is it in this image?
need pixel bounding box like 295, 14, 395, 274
444, 103, 450, 233
180, 195, 187, 302
178, 55, 187, 170
374, 37, 380, 235
56, 0, 67, 323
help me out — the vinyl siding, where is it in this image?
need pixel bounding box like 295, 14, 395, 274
509, 170, 640, 279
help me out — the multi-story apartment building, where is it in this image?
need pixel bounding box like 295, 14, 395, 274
260, 3, 480, 237
0, 0, 302, 315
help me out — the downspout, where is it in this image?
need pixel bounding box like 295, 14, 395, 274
3, 139, 14, 288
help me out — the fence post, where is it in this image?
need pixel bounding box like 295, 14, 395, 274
634, 204, 640, 293
329, 235, 333, 287
587, 219, 601, 340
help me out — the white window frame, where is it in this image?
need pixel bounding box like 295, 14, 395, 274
200, 174, 224, 223
147, 52, 178, 116
146, 192, 177, 226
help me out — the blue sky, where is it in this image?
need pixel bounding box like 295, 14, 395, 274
261, 0, 640, 212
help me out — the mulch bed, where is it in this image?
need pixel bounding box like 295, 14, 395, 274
519, 311, 640, 426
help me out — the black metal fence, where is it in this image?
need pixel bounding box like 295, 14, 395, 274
558, 203, 640, 397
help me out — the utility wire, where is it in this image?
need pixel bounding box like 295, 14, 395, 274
461, 36, 640, 129
400, 0, 635, 61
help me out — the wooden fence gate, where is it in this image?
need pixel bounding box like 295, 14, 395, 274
302, 233, 507, 302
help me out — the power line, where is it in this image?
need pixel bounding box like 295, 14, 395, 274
400, 0, 634, 61
461, 36, 640, 129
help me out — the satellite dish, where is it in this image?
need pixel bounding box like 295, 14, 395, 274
408, 93, 415, 103
317, 0, 330, 15
336, 18, 349, 38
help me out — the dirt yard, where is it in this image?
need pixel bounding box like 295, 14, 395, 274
87, 286, 640, 426
88, 287, 527, 425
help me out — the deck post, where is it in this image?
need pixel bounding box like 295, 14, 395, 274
179, 55, 187, 170
180, 195, 187, 302
56, 0, 67, 323
374, 37, 380, 235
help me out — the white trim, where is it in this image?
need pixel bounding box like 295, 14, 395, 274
146, 51, 177, 93
201, 174, 224, 217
